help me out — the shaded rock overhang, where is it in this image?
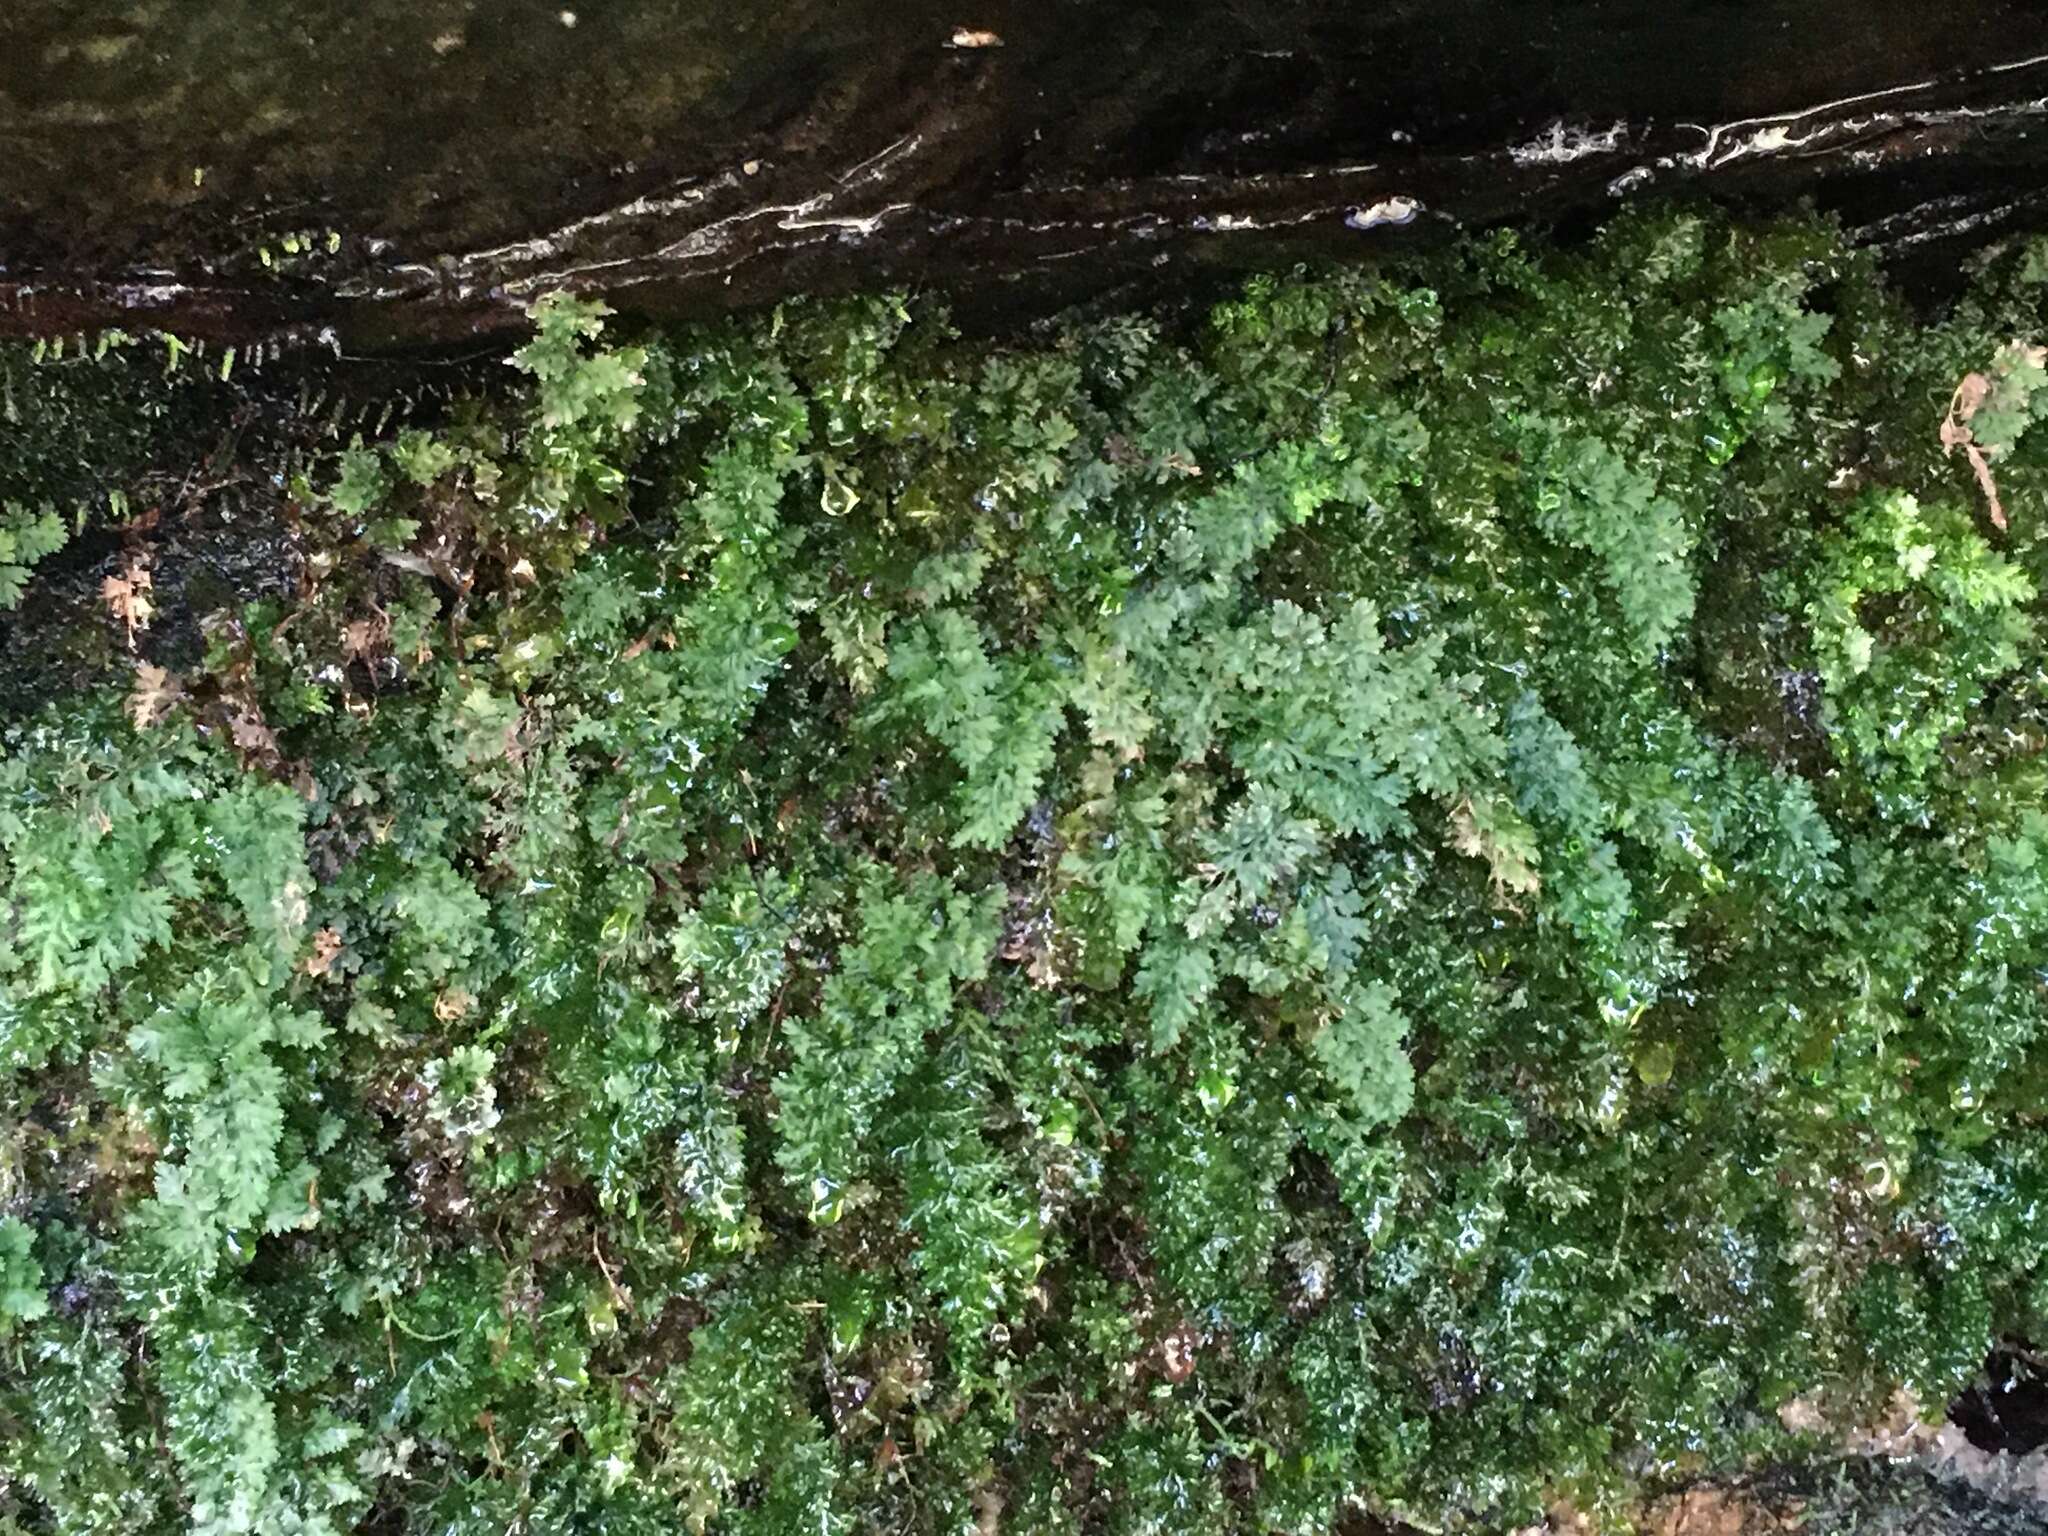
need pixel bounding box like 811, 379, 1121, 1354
3, 0, 2048, 345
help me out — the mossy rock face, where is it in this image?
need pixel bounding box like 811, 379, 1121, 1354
6, 210, 2048, 1533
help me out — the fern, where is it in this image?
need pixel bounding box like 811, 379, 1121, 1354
772, 870, 1001, 1218
1802, 490, 2034, 781
0, 499, 67, 609
6, 210, 2048, 1536
881, 609, 1066, 849
126, 967, 324, 1278
888, 1051, 1039, 1363
156, 1293, 290, 1535
1524, 425, 1696, 655
1311, 980, 1417, 1132
0, 1216, 45, 1333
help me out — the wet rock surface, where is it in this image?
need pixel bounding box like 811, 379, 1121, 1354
4, 1, 2048, 343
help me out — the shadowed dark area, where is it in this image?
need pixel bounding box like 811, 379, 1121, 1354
1952, 1347, 2048, 1456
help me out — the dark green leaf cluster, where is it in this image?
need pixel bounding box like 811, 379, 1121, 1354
5, 209, 2048, 1534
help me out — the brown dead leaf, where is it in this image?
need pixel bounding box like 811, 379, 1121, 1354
229, 709, 279, 758
1643, 1486, 1801, 1536
1941, 372, 1990, 449
1942, 371, 2007, 530
1939, 350, 2044, 533
125, 662, 185, 731
1157, 1321, 1199, 1383
303, 927, 343, 978
341, 617, 383, 661
1964, 440, 2008, 531
948, 26, 1003, 47
433, 988, 475, 1022
101, 555, 156, 645
1774, 1393, 1827, 1435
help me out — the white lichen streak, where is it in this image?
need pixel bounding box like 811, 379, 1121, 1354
1346, 196, 1421, 230
1508, 121, 1629, 167
1673, 50, 2048, 171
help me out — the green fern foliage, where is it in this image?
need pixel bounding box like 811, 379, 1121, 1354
6, 210, 2048, 1535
